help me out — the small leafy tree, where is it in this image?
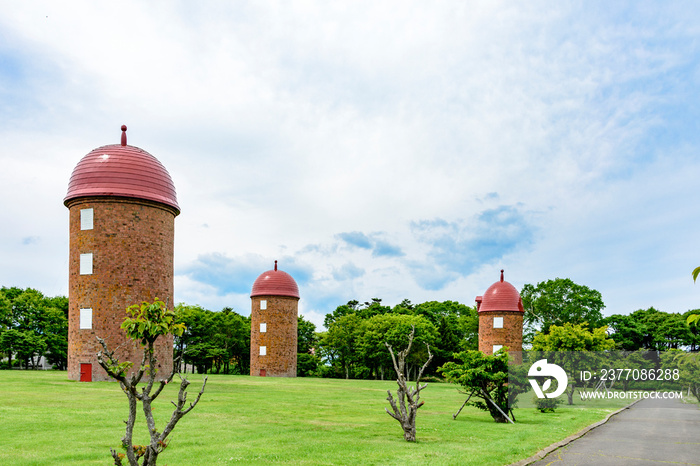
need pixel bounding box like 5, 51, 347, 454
96, 298, 207, 466
384, 326, 433, 442
440, 349, 528, 423
534, 395, 562, 413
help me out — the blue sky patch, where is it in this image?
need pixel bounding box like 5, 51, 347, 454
179, 252, 313, 296
337, 231, 373, 249
408, 205, 535, 289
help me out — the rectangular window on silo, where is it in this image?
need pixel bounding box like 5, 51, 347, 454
80, 208, 94, 230
80, 253, 93, 275
260, 300, 267, 310
260, 346, 267, 356
493, 345, 503, 353
493, 317, 503, 328
260, 323, 267, 333
80, 308, 93, 329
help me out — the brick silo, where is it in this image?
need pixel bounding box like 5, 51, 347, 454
476, 270, 524, 362
64, 125, 180, 382
250, 261, 300, 377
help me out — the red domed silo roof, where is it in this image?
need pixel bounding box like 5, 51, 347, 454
476, 270, 523, 313
64, 126, 179, 214
251, 261, 300, 299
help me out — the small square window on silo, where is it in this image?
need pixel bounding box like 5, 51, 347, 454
80, 308, 93, 329
260, 323, 267, 333
80, 208, 94, 230
80, 253, 93, 275
260, 300, 267, 310
493, 345, 503, 353
260, 346, 267, 356
493, 317, 503, 328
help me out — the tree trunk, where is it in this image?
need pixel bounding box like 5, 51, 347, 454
97, 335, 206, 466
567, 384, 575, 405
487, 404, 508, 423
384, 327, 433, 442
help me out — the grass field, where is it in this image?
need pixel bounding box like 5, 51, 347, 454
0, 371, 633, 465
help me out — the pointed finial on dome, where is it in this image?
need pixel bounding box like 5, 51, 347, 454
121, 125, 127, 146
274, 260, 278, 271
500, 269, 504, 282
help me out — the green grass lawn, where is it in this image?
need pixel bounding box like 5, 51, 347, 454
0, 371, 633, 465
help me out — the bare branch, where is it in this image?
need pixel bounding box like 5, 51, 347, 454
415, 343, 433, 383
383, 326, 432, 442
160, 376, 208, 441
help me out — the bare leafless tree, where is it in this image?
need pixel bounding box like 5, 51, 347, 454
384, 326, 433, 442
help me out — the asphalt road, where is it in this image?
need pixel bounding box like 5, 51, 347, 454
528, 397, 700, 465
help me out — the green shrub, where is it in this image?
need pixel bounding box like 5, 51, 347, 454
534, 396, 562, 413
297, 353, 320, 377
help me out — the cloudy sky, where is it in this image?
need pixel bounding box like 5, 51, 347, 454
2, 1, 699, 329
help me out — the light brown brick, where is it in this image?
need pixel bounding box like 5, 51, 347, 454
66, 197, 176, 382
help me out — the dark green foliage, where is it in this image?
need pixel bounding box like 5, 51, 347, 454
173, 306, 317, 375
318, 313, 363, 379
534, 395, 562, 413
0, 287, 68, 370
622, 308, 695, 351
604, 314, 645, 350
297, 353, 320, 377
412, 301, 478, 368
439, 350, 528, 423
358, 314, 437, 380
297, 315, 318, 354
174, 304, 250, 374
606, 308, 696, 351
323, 301, 356, 328
317, 299, 478, 380
521, 278, 605, 341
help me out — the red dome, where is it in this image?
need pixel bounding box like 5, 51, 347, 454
251, 262, 300, 299
64, 127, 179, 214
476, 270, 523, 313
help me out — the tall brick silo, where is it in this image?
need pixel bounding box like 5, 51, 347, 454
476, 270, 524, 362
250, 261, 300, 377
64, 125, 180, 382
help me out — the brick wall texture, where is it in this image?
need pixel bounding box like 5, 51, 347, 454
250, 295, 298, 377
67, 197, 176, 382
478, 311, 524, 359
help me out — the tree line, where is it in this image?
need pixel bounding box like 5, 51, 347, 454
0, 287, 68, 369
2, 278, 698, 374
521, 278, 700, 351
172, 303, 320, 375
172, 298, 478, 380
313, 298, 478, 379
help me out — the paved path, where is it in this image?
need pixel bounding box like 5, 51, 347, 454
528, 397, 700, 465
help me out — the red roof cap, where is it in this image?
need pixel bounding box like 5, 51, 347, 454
251, 261, 300, 298
477, 269, 523, 313
64, 126, 179, 214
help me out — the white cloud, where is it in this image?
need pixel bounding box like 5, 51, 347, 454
1, 1, 699, 322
